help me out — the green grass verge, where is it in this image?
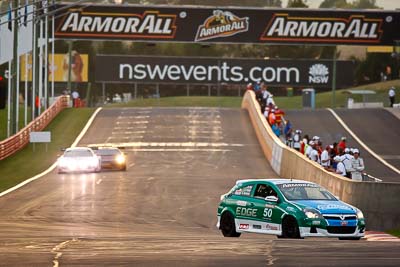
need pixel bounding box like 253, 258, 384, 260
0, 108, 95, 192
0, 106, 33, 141
106, 96, 242, 108
387, 229, 400, 238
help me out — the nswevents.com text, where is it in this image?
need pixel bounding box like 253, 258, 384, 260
119, 62, 300, 83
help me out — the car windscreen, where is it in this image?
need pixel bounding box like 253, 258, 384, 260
96, 149, 119, 156
277, 183, 336, 201
64, 150, 93, 157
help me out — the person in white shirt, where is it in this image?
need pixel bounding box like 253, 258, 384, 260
334, 156, 347, 177
389, 86, 396, 107
309, 143, 320, 164
350, 149, 365, 181
306, 140, 314, 158
341, 148, 354, 178
321, 145, 332, 169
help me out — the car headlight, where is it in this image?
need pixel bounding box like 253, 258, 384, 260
304, 208, 323, 219
115, 154, 125, 164
356, 209, 364, 219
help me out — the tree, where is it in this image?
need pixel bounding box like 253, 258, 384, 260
351, 0, 378, 9
319, 0, 351, 8
286, 0, 308, 8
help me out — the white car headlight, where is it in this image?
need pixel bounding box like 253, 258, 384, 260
115, 154, 125, 164
356, 209, 364, 219
304, 208, 323, 219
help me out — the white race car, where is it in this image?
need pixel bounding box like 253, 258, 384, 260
57, 147, 101, 174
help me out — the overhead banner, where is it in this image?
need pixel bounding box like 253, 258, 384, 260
95, 55, 354, 88
55, 4, 400, 46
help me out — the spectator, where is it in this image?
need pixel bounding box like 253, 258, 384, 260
321, 145, 332, 169
330, 142, 338, 169
246, 83, 253, 91
292, 130, 302, 151
268, 109, 276, 126
263, 107, 270, 120
341, 148, 354, 178
300, 134, 310, 155
305, 140, 314, 158
274, 106, 285, 127
338, 136, 346, 151
309, 142, 320, 164
271, 123, 281, 137
284, 120, 293, 144
389, 86, 396, 107
72, 90, 79, 107
350, 149, 365, 181
334, 156, 347, 177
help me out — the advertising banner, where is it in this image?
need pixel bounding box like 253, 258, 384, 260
55, 4, 400, 46
20, 52, 89, 82
95, 55, 354, 88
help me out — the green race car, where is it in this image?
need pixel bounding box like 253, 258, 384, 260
217, 179, 365, 240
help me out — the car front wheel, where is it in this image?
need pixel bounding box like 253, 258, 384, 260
281, 216, 301, 239
220, 212, 241, 238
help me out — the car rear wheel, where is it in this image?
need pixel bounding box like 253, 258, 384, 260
220, 212, 241, 237
281, 216, 301, 239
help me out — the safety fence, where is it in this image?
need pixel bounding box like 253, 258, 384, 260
242, 90, 400, 231
0, 96, 69, 161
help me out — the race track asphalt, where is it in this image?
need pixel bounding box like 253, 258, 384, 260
0, 107, 399, 267
285, 109, 399, 182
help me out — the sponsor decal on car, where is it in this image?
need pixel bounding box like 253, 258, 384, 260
317, 204, 353, 210
239, 224, 249, 230
265, 224, 279, 231
237, 200, 247, 207
260, 14, 382, 43
286, 206, 296, 212
195, 10, 249, 41
236, 207, 257, 217
312, 220, 321, 225
281, 183, 318, 188
253, 224, 262, 229
265, 204, 275, 209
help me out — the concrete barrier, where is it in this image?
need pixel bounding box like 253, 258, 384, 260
242, 90, 400, 231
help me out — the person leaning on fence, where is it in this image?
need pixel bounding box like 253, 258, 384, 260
284, 120, 293, 146
321, 145, 332, 170
292, 130, 301, 151
341, 148, 354, 178
350, 149, 365, 181
334, 156, 347, 177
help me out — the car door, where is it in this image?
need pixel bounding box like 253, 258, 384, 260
251, 183, 285, 234
227, 184, 257, 231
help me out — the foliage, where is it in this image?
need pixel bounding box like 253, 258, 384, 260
286, 0, 308, 8
319, 0, 378, 9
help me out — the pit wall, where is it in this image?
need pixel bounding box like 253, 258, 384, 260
242, 90, 400, 231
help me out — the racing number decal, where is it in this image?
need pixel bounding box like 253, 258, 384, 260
263, 208, 273, 218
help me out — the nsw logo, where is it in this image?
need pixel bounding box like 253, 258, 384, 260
195, 10, 249, 42
309, 64, 329, 84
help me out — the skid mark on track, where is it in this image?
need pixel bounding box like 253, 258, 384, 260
52, 238, 79, 267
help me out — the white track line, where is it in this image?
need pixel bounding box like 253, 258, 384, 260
327, 108, 400, 175
0, 108, 103, 198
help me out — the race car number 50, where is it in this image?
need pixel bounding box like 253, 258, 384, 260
263, 208, 273, 218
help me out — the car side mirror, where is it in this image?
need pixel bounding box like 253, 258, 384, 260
265, 196, 279, 203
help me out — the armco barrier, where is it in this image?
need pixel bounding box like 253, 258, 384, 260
0, 96, 69, 161
242, 90, 400, 231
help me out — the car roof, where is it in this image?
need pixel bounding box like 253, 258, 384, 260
236, 178, 316, 186
66, 147, 92, 151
